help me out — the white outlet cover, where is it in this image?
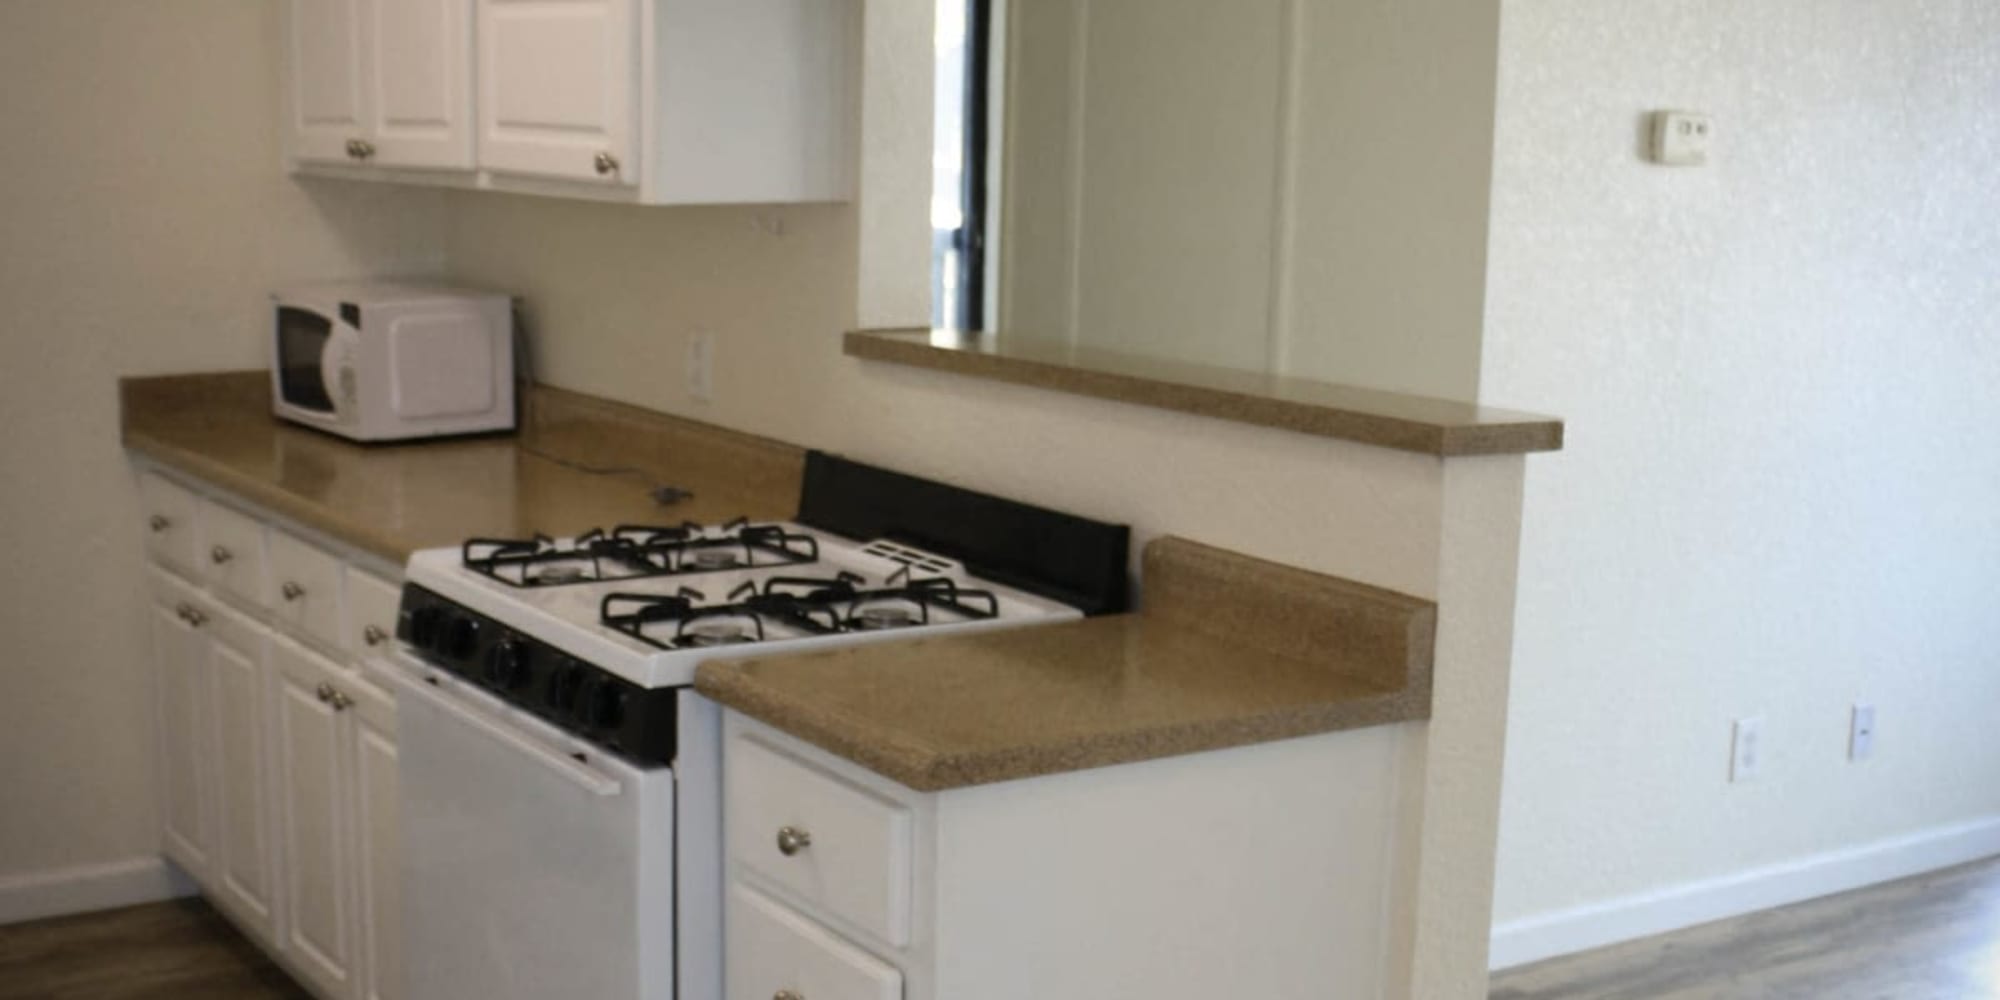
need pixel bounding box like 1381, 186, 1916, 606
1850, 703, 1876, 761
686, 330, 714, 403
1650, 110, 1713, 167
1731, 716, 1763, 783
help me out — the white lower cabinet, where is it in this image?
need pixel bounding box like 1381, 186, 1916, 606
208, 603, 281, 947
274, 637, 360, 998
140, 465, 402, 1000
728, 883, 902, 1000
722, 712, 1405, 1000
151, 570, 214, 882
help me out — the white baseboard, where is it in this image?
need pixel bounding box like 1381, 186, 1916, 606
1489, 815, 2000, 970
0, 856, 198, 926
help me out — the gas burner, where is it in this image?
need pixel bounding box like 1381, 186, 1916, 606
678, 621, 758, 648
531, 566, 590, 586
851, 605, 920, 631
686, 548, 743, 571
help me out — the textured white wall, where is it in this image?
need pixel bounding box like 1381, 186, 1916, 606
0, 0, 446, 888
1484, 0, 2000, 931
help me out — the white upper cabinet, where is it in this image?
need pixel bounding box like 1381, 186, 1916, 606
290, 0, 855, 203
289, 0, 474, 170
289, 0, 369, 164
370, 0, 476, 169
477, 0, 637, 186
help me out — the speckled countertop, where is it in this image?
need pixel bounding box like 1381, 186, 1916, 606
697, 537, 1437, 791
128, 374, 1438, 790
120, 372, 804, 563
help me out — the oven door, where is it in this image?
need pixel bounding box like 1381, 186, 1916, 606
274, 305, 340, 415
381, 653, 677, 1000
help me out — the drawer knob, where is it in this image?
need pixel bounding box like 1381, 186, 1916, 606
775, 992, 804, 1000
775, 826, 812, 857
149, 515, 172, 533
363, 625, 388, 647
330, 689, 354, 712
316, 682, 335, 703
181, 605, 207, 628
593, 151, 620, 176
210, 545, 233, 565
281, 581, 306, 602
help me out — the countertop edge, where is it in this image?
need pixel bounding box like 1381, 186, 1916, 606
845, 329, 1565, 458
695, 653, 1429, 793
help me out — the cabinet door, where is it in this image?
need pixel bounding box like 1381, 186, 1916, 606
476, 0, 638, 185
273, 638, 358, 999
150, 571, 213, 881
269, 528, 345, 652
139, 472, 201, 577
290, 0, 372, 164
207, 605, 280, 947
368, 0, 475, 169
350, 680, 402, 1000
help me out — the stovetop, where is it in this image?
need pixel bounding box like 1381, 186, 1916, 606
404, 520, 1083, 689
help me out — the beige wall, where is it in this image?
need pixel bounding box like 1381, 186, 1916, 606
1483, 0, 2000, 965
998, 0, 1502, 403
0, 0, 447, 894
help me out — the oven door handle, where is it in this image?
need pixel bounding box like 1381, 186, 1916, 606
380, 656, 624, 798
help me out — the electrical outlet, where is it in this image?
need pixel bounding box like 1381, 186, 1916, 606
686, 330, 714, 403
1850, 703, 1876, 761
1731, 716, 1764, 782
1649, 110, 1713, 166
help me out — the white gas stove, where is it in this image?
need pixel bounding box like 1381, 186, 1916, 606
377, 452, 1130, 1000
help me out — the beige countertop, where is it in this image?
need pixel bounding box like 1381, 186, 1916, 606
120, 372, 805, 563
697, 537, 1436, 791
128, 374, 1438, 791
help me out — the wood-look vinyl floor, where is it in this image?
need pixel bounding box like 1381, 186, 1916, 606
0, 897, 308, 1000
1490, 856, 2000, 999
0, 858, 1994, 1000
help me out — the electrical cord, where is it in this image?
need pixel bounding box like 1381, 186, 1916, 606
517, 444, 695, 507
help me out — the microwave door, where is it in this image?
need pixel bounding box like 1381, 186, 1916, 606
276, 306, 337, 414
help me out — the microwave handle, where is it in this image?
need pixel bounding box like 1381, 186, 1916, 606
321, 320, 357, 413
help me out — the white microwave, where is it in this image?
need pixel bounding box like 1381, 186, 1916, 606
272, 282, 516, 442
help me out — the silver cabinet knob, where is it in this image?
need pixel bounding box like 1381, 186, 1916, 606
593, 151, 620, 177
330, 690, 354, 712
281, 581, 306, 602
182, 605, 208, 628
149, 515, 171, 533
775, 826, 812, 857
316, 682, 335, 703
363, 625, 388, 647
774, 991, 804, 1000
210, 545, 233, 565
175, 602, 195, 624
355, 139, 376, 160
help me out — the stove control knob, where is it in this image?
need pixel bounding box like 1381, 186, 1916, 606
547, 660, 585, 712
407, 606, 443, 650
442, 615, 481, 661
583, 681, 628, 731
485, 638, 531, 690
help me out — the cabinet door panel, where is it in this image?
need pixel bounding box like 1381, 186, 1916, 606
477, 0, 637, 184
269, 529, 345, 652
273, 638, 357, 998
351, 682, 402, 1000
370, 0, 474, 169
208, 607, 278, 946
152, 583, 212, 881
291, 0, 370, 163
727, 884, 902, 1000
139, 472, 201, 576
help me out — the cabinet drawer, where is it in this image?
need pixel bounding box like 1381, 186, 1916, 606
727, 884, 901, 1000
343, 567, 401, 659
728, 735, 912, 947
139, 472, 201, 574
269, 529, 344, 649
200, 500, 269, 608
